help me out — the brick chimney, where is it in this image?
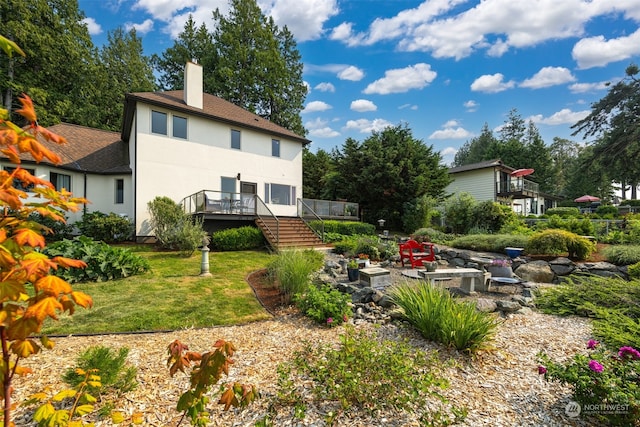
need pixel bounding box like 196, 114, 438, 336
183, 61, 203, 109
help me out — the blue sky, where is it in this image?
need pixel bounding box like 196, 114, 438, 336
78, 0, 640, 165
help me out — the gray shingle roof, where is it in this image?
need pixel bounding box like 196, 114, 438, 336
122, 91, 310, 145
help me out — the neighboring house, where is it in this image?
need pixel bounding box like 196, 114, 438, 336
0, 124, 131, 225
446, 159, 561, 215
2, 62, 311, 242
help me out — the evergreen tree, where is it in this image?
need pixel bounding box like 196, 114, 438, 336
453, 123, 497, 166
303, 148, 333, 199
152, 16, 215, 91
1, 0, 98, 125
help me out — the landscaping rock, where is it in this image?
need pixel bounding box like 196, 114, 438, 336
549, 257, 576, 276
514, 261, 554, 283
476, 298, 498, 313
351, 287, 376, 304
495, 300, 521, 313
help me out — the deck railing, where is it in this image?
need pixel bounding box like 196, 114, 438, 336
181, 190, 256, 215
255, 195, 278, 245
497, 178, 539, 194
297, 198, 324, 242
299, 198, 359, 220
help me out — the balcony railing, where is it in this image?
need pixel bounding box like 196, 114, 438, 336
299, 198, 359, 220
181, 190, 256, 215
497, 178, 539, 195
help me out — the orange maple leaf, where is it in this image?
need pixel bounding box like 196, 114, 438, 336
35, 125, 67, 145
218, 387, 239, 411
13, 228, 45, 248
15, 94, 37, 123
0, 279, 26, 302
70, 291, 93, 309
21, 252, 56, 279
25, 296, 63, 322
1, 147, 20, 163
51, 256, 87, 269
33, 275, 72, 297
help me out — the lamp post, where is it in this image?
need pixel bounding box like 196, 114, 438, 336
200, 235, 212, 277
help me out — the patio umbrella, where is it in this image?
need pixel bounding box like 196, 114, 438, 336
510, 168, 534, 177
574, 195, 600, 203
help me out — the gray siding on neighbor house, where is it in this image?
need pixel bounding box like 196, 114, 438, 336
446, 168, 496, 201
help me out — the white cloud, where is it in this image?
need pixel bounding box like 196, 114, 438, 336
573, 28, 640, 69
569, 81, 610, 93
343, 118, 394, 133
125, 19, 155, 35
262, 0, 339, 41
429, 120, 473, 139
302, 101, 332, 113
82, 17, 102, 35
332, 0, 640, 61
527, 108, 591, 125
399, 104, 419, 110
363, 63, 437, 95
314, 82, 335, 92
470, 73, 515, 93
338, 66, 365, 81
350, 99, 377, 112
441, 146, 458, 156
305, 117, 340, 138
520, 66, 576, 89
464, 100, 478, 112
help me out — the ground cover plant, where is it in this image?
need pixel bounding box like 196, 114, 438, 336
265, 327, 467, 426
44, 236, 149, 283
603, 244, 640, 265
536, 276, 640, 350
388, 280, 500, 352
294, 283, 351, 327
41, 248, 273, 335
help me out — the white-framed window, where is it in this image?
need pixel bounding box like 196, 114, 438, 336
231, 129, 241, 149
173, 115, 187, 139
50, 172, 71, 191
115, 179, 124, 204
151, 110, 167, 135
264, 183, 295, 205
272, 139, 280, 157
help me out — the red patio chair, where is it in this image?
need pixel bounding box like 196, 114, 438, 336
399, 239, 435, 268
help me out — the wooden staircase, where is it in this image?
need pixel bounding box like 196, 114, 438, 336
255, 217, 324, 249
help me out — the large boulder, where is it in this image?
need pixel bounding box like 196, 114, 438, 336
514, 261, 554, 283
548, 257, 576, 276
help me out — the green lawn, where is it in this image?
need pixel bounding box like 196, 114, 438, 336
41, 247, 275, 335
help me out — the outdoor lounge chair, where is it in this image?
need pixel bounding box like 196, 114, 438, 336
399, 239, 435, 268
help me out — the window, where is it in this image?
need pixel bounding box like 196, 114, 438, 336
221, 177, 236, 199
50, 172, 71, 191
4, 167, 35, 192
115, 179, 124, 204
231, 129, 241, 149
265, 183, 294, 205
151, 110, 167, 135
272, 139, 280, 157
173, 115, 187, 139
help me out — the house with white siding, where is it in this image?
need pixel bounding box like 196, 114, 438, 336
1, 62, 318, 245
446, 159, 561, 215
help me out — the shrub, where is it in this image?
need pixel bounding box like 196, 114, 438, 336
596, 204, 619, 217
294, 283, 351, 326
450, 234, 529, 253
401, 194, 439, 234
44, 236, 150, 283
388, 280, 500, 352
629, 261, 640, 279
545, 207, 581, 217
63, 346, 137, 394
472, 201, 517, 234
525, 229, 595, 260
147, 196, 206, 255
535, 215, 595, 236
332, 235, 398, 261
210, 226, 265, 251
603, 245, 640, 265
310, 220, 376, 236
272, 327, 467, 425
412, 227, 455, 245
267, 249, 324, 304
443, 192, 477, 234
77, 211, 134, 243
538, 341, 640, 426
